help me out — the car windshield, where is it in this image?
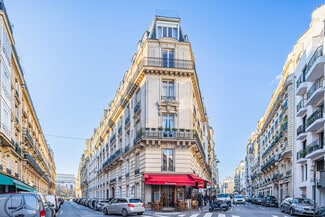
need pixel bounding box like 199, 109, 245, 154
235, 195, 243, 198
218, 194, 229, 198
296, 198, 313, 205
129, 199, 142, 203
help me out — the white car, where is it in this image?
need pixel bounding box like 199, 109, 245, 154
103, 197, 145, 216
233, 195, 246, 204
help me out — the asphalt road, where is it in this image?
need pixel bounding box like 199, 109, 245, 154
56, 201, 295, 217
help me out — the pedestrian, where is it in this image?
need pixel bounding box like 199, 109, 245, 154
197, 193, 203, 211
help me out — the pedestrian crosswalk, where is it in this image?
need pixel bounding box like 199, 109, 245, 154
145, 213, 288, 217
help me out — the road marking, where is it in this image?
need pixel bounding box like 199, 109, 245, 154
217, 214, 226, 217
189, 214, 199, 217
203, 213, 213, 217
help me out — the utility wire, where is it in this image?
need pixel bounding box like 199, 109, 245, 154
45, 134, 87, 141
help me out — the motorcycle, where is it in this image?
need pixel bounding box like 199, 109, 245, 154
209, 199, 229, 212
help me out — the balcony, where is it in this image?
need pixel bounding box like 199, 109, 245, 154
305, 107, 324, 132
110, 134, 116, 144
260, 155, 277, 171
306, 46, 325, 82
306, 78, 324, 106
102, 149, 122, 170
281, 99, 288, 111
136, 128, 206, 163
142, 57, 194, 70
133, 102, 141, 114
297, 98, 307, 117
124, 116, 130, 127
306, 139, 325, 159
24, 152, 45, 175
296, 73, 307, 95
161, 165, 175, 172
297, 149, 307, 164
24, 129, 35, 148
296, 125, 307, 140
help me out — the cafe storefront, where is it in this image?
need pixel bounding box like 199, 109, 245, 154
144, 173, 207, 211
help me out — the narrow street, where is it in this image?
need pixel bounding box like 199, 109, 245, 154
57, 201, 293, 217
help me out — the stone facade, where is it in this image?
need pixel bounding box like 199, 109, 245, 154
78, 14, 217, 210
0, 0, 56, 194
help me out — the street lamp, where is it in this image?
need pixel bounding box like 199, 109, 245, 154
311, 163, 317, 217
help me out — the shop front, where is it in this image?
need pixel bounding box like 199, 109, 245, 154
144, 173, 207, 211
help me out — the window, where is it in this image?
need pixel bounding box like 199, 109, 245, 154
162, 149, 174, 171
2, 106, 9, 136
135, 154, 139, 170
162, 80, 175, 100
157, 26, 178, 39
1, 64, 10, 98
162, 114, 175, 137
301, 164, 307, 181
126, 160, 130, 175
162, 50, 174, 68
2, 31, 11, 64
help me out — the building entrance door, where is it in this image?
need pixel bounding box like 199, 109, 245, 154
161, 186, 175, 207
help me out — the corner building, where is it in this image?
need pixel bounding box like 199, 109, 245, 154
79, 14, 216, 210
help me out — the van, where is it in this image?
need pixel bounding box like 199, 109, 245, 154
0, 192, 55, 217
45, 194, 60, 212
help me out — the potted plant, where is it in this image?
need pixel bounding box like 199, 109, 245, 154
300, 149, 307, 158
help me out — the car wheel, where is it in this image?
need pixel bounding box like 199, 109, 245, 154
280, 205, 285, 212
103, 208, 108, 215
121, 208, 128, 217
290, 208, 295, 216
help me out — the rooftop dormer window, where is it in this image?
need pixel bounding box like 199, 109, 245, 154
156, 22, 178, 40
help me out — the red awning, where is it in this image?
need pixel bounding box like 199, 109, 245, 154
189, 174, 206, 188
144, 174, 196, 186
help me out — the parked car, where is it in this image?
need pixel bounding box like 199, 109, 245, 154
280, 197, 314, 216
96, 198, 112, 211
45, 194, 60, 212
252, 195, 264, 205
102, 197, 145, 216
0, 192, 55, 217
317, 206, 325, 216
233, 195, 246, 204
216, 193, 232, 207
262, 195, 278, 207
245, 195, 252, 202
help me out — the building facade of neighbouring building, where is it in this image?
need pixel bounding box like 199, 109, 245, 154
0, 0, 56, 194
244, 4, 325, 207
244, 34, 299, 201
256, 70, 295, 201
56, 173, 76, 197
78, 13, 217, 210
221, 176, 234, 194
245, 131, 259, 196
234, 160, 246, 194
294, 4, 325, 206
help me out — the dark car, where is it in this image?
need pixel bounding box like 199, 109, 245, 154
0, 192, 55, 217
280, 197, 314, 216
252, 195, 264, 205
262, 195, 278, 207
317, 206, 325, 217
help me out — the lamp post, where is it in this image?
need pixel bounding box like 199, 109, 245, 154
215, 159, 220, 193
312, 163, 317, 217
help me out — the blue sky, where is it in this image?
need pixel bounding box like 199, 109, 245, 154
4, 1, 324, 180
